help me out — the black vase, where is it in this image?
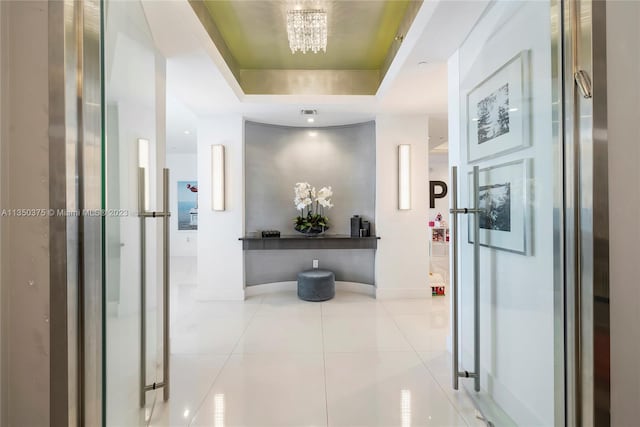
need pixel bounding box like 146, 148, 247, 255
362, 220, 371, 237
350, 215, 362, 237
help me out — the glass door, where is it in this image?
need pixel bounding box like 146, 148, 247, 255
103, 0, 169, 425
451, 0, 564, 425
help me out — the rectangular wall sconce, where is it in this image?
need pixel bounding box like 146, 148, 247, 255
398, 144, 411, 210
211, 144, 225, 211
138, 138, 150, 211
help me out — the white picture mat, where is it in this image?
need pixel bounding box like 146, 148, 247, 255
468, 159, 530, 254
467, 51, 530, 162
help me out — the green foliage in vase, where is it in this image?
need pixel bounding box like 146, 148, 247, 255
293, 182, 333, 233
294, 213, 330, 232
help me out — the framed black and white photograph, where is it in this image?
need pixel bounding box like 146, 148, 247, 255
468, 159, 531, 254
466, 51, 530, 162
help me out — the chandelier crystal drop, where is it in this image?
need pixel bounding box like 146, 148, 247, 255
286, 9, 327, 54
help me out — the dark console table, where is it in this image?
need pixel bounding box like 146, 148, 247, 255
239, 235, 380, 250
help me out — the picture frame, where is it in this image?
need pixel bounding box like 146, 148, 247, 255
177, 181, 198, 231
466, 50, 530, 163
468, 159, 531, 254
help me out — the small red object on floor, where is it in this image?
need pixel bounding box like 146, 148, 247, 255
431, 285, 446, 296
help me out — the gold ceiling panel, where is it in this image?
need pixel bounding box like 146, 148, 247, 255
190, 0, 423, 95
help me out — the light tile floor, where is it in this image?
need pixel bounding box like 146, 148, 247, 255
148, 286, 485, 427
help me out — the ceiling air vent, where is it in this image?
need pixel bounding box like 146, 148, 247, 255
301, 109, 317, 116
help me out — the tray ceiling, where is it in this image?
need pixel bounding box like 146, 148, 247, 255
202, 0, 411, 70
190, 0, 422, 95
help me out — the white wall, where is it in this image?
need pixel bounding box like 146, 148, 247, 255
1, 2, 50, 425
196, 115, 245, 300
449, 1, 555, 424
167, 153, 198, 257
375, 115, 430, 299
608, 1, 640, 424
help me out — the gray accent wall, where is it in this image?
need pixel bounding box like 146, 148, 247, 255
245, 250, 375, 286
245, 121, 375, 235
244, 121, 376, 285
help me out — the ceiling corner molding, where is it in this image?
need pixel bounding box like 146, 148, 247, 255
188, 0, 241, 83
379, 0, 424, 82
376, 0, 438, 99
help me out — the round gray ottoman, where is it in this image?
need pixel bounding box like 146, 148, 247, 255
297, 269, 335, 301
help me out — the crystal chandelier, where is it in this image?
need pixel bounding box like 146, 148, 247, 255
286, 9, 327, 54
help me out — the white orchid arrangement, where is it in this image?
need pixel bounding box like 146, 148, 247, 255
293, 182, 333, 233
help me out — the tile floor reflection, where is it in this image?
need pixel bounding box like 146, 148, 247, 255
148, 285, 485, 427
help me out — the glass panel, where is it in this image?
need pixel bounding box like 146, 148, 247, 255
456, 0, 563, 425
103, 0, 161, 424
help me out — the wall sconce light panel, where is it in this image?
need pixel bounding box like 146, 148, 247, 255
398, 144, 411, 210
138, 138, 150, 211
212, 144, 225, 211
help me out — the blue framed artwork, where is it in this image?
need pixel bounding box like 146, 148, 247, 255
177, 181, 198, 231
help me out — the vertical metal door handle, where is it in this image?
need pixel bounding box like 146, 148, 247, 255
139, 168, 147, 408
449, 166, 481, 392
451, 166, 460, 390
472, 166, 480, 392
162, 168, 170, 402
139, 167, 171, 408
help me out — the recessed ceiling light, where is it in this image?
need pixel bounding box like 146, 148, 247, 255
307, 118, 315, 123
417, 61, 429, 69
184, 130, 191, 135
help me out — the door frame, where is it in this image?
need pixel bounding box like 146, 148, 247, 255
562, 0, 610, 425
49, 1, 103, 425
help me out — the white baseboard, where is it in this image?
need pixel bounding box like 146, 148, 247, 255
244, 281, 375, 297
194, 287, 246, 301
196, 283, 428, 300
244, 281, 295, 296
337, 281, 376, 296
374, 287, 432, 299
